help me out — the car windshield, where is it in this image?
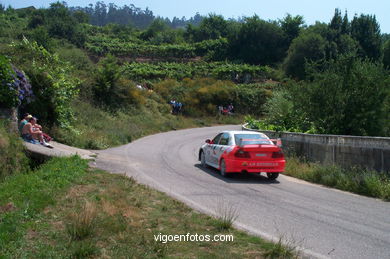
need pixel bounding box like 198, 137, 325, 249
234, 134, 272, 145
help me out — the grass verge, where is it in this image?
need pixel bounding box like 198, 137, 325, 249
285, 157, 390, 201
0, 156, 88, 257
0, 156, 298, 258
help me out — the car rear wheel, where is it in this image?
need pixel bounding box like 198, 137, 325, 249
267, 173, 279, 180
200, 151, 207, 168
220, 159, 228, 177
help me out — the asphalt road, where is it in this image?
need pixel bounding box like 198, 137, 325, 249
93, 125, 390, 259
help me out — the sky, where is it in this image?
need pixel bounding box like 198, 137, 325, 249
2, 0, 390, 33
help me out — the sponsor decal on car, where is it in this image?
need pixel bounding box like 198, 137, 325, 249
248, 162, 278, 167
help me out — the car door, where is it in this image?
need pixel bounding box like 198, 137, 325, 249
215, 133, 231, 165
205, 133, 222, 167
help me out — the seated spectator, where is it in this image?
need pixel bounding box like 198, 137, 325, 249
19, 113, 32, 134
21, 117, 53, 148
32, 118, 52, 142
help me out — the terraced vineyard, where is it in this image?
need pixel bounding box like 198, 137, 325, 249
122, 61, 273, 81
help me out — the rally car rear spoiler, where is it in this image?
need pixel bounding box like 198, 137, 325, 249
239, 138, 282, 147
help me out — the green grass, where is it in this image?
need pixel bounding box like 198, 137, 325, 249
0, 156, 88, 257
0, 156, 298, 258
285, 157, 390, 201
53, 99, 243, 149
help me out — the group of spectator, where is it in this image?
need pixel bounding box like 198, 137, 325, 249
218, 104, 234, 115
169, 99, 183, 115
19, 113, 53, 148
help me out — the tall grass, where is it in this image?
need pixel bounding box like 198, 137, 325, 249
285, 157, 390, 201
263, 236, 299, 259
53, 99, 243, 149
66, 201, 97, 240
214, 200, 239, 231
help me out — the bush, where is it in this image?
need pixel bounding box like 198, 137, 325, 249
0, 120, 29, 181
256, 55, 390, 136
93, 55, 146, 110
0, 55, 16, 108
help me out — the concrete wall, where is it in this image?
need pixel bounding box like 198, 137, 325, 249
242, 125, 390, 172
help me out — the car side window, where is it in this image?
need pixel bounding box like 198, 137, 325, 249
219, 133, 230, 146
212, 133, 223, 144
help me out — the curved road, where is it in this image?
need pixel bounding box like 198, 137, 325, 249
94, 125, 390, 259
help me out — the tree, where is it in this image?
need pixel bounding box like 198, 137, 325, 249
293, 55, 389, 136
73, 10, 89, 23
185, 14, 229, 42
229, 16, 287, 65
329, 8, 343, 32
46, 2, 77, 39
384, 40, 390, 69
351, 14, 382, 61
93, 54, 120, 107
28, 9, 46, 29
197, 14, 229, 41
283, 31, 326, 79
140, 18, 169, 41
279, 14, 305, 46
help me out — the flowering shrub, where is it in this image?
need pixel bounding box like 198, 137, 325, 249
0, 55, 34, 108
12, 38, 80, 128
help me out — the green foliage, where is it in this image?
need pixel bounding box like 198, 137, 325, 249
384, 40, 390, 69
140, 18, 170, 41
123, 61, 272, 82
0, 55, 17, 108
186, 14, 230, 42
193, 38, 229, 60
85, 35, 196, 58
279, 13, 305, 45
28, 26, 53, 50
283, 31, 326, 79
351, 14, 382, 61
263, 55, 390, 136
153, 78, 269, 116
297, 55, 389, 136
46, 2, 78, 40
93, 55, 145, 109
229, 15, 287, 65
263, 89, 296, 130
0, 120, 29, 181
12, 38, 80, 128
286, 157, 390, 201
233, 84, 270, 115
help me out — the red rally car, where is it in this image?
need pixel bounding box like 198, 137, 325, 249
199, 131, 285, 180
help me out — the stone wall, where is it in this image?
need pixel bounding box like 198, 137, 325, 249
243, 125, 390, 172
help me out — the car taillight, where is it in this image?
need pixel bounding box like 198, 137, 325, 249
235, 149, 250, 158
272, 151, 284, 159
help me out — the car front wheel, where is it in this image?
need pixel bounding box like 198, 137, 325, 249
267, 173, 279, 180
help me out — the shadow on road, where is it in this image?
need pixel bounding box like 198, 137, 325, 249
194, 164, 280, 185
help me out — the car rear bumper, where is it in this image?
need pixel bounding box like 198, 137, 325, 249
225, 159, 285, 173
